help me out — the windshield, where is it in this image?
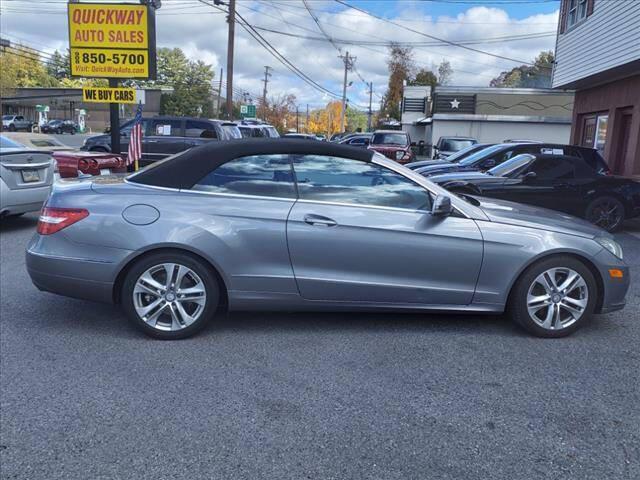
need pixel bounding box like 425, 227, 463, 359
221, 124, 242, 140
2, 115, 14, 121
48, 120, 62, 125
446, 143, 488, 163
265, 126, 279, 138
440, 139, 476, 151
488, 154, 535, 177
371, 133, 408, 146
0, 135, 23, 149
458, 144, 506, 167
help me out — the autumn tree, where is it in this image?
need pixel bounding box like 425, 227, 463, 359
490, 51, 554, 88
307, 101, 346, 137
381, 44, 415, 121
263, 93, 297, 133
437, 60, 453, 86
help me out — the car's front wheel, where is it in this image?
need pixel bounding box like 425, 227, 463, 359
585, 196, 625, 232
508, 256, 597, 337
122, 252, 220, 339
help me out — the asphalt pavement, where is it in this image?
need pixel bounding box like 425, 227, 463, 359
1, 214, 639, 480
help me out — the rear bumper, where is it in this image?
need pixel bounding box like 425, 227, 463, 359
26, 234, 133, 304
0, 177, 50, 215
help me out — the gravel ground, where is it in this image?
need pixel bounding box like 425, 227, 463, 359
1, 213, 639, 480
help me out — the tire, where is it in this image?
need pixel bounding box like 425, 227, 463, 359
57, 128, 63, 135
121, 252, 220, 339
585, 196, 625, 232
508, 256, 597, 338
8, 124, 16, 132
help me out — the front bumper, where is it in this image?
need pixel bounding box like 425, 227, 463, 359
0, 177, 50, 215
26, 234, 133, 304
592, 248, 631, 314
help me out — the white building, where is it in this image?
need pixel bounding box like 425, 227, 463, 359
429, 87, 575, 148
400, 85, 431, 143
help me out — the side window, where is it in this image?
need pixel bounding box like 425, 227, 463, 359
16, 116, 24, 121
192, 154, 295, 198
293, 155, 431, 211
185, 120, 217, 139
528, 157, 575, 180
147, 119, 182, 137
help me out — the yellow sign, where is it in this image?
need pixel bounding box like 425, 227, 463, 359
71, 48, 149, 78
82, 87, 137, 104
68, 2, 155, 79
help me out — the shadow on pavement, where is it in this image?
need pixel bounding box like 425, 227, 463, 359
0, 213, 38, 233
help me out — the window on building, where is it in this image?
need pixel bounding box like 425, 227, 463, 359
594, 115, 608, 156
567, 0, 588, 29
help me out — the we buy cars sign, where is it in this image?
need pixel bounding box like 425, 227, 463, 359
68, 2, 156, 79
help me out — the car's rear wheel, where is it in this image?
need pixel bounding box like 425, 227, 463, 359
122, 252, 219, 339
508, 256, 597, 338
585, 196, 625, 232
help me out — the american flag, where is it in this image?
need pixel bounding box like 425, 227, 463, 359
127, 102, 143, 169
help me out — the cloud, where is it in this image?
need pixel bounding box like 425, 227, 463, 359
0, 0, 559, 110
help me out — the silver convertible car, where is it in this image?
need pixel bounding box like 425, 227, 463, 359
26, 140, 629, 339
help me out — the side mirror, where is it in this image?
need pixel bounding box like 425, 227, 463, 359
431, 194, 453, 216
523, 171, 537, 181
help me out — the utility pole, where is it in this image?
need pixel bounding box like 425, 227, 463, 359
225, 0, 236, 120
296, 105, 299, 132
306, 104, 309, 133
216, 68, 223, 117
367, 82, 373, 132
339, 51, 355, 133
261, 65, 272, 121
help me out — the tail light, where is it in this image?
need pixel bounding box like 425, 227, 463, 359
79, 159, 89, 171
37, 207, 89, 235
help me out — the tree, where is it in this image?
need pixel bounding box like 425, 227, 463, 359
46, 50, 70, 81
308, 101, 345, 137
345, 106, 367, 132
0, 48, 58, 97
490, 51, 554, 88
131, 48, 214, 117
408, 68, 438, 88
262, 94, 297, 133
437, 60, 453, 86
381, 44, 415, 121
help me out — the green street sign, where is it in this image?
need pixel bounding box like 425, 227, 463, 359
240, 104, 256, 118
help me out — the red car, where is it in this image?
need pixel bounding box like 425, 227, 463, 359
53, 151, 127, 178
368, 130, 415, 164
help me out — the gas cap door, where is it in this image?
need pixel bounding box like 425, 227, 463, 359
122, 204, 160, 225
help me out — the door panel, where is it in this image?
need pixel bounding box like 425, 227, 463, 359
142, 119, 185, 164
287, 202, 484, 305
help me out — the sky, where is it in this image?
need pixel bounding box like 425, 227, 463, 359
0, 0, 561, 110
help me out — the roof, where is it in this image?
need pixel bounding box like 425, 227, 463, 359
373, 130, 408, 134
129, 138, 374, 189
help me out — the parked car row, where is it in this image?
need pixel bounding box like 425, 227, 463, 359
25, 138, 630, 340
1, 116, 80, 134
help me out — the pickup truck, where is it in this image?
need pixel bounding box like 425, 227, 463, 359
2, 115, 33, 132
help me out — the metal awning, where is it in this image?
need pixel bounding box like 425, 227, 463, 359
415, 117, 432, 125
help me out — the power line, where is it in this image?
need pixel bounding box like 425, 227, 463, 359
334, 0, 551, 68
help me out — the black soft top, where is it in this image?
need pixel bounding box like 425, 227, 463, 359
129, 138, 375, 189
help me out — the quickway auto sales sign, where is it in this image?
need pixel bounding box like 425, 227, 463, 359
68, 2, 157, 79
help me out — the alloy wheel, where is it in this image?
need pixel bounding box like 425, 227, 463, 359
133, 263, 207, 332
526, 267, 589, 330
588, 199, 623, 231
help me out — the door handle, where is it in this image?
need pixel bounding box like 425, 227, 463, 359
143, 139, 159, 143
303, 214, 337, 227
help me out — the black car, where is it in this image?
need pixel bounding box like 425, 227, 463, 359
41, 119, 78, 134
416, 142, 611, 177
430, 153, 640, 231
81, 116, 242, 166
339, 134, 372, 147
405, 143, 494, 170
